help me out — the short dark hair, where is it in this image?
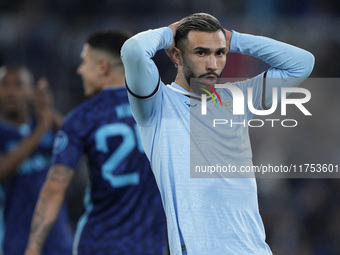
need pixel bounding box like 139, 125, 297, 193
86, 30, 131, 59
175, 13, 226, 50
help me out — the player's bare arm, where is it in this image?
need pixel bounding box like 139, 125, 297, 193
25, 165, 75, 255
0, 130, 46, 181
34, 77, 63, 130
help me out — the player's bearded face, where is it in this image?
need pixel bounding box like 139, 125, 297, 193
182, 57, 224, 88
179, 30, 227, 91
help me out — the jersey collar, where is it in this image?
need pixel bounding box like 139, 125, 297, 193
167, 83, 201, 100
167, 82, 217, 102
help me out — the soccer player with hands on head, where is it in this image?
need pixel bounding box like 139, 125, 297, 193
121, 13, 314, 255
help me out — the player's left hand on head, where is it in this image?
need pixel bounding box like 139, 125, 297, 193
224, 28, 232, 52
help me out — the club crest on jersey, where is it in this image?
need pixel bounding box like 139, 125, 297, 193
53, 130, 69, 154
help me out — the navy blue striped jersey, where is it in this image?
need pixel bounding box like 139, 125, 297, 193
0, 119, 73, 255
52, 87, 167, 255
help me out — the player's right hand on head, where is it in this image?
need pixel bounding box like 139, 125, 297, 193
166, 20, 183, 67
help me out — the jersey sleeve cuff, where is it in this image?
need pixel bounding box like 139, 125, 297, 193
125, 76, 161, 100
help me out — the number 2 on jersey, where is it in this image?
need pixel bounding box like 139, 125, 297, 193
95, 123, 143, 188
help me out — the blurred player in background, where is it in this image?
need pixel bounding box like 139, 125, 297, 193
121, 13, 314, 254
0, 66, 73, 254
25, 30, 167, 255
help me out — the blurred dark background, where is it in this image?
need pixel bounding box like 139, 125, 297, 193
1, 0, 339, 254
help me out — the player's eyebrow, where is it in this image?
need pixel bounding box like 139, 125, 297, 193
218, 47, 228, 52
194, 47, 210, 52
194, 47, 228, 53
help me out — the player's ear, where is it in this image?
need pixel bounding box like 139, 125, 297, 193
171, 47, 182, 68
98, 58, 110, 76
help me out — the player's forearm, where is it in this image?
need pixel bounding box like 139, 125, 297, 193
230, 31, 315, 78
121, 27, 172, 97
25, 165, 74, 255
0, 124, 49, 182
25, 184, 65, 254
